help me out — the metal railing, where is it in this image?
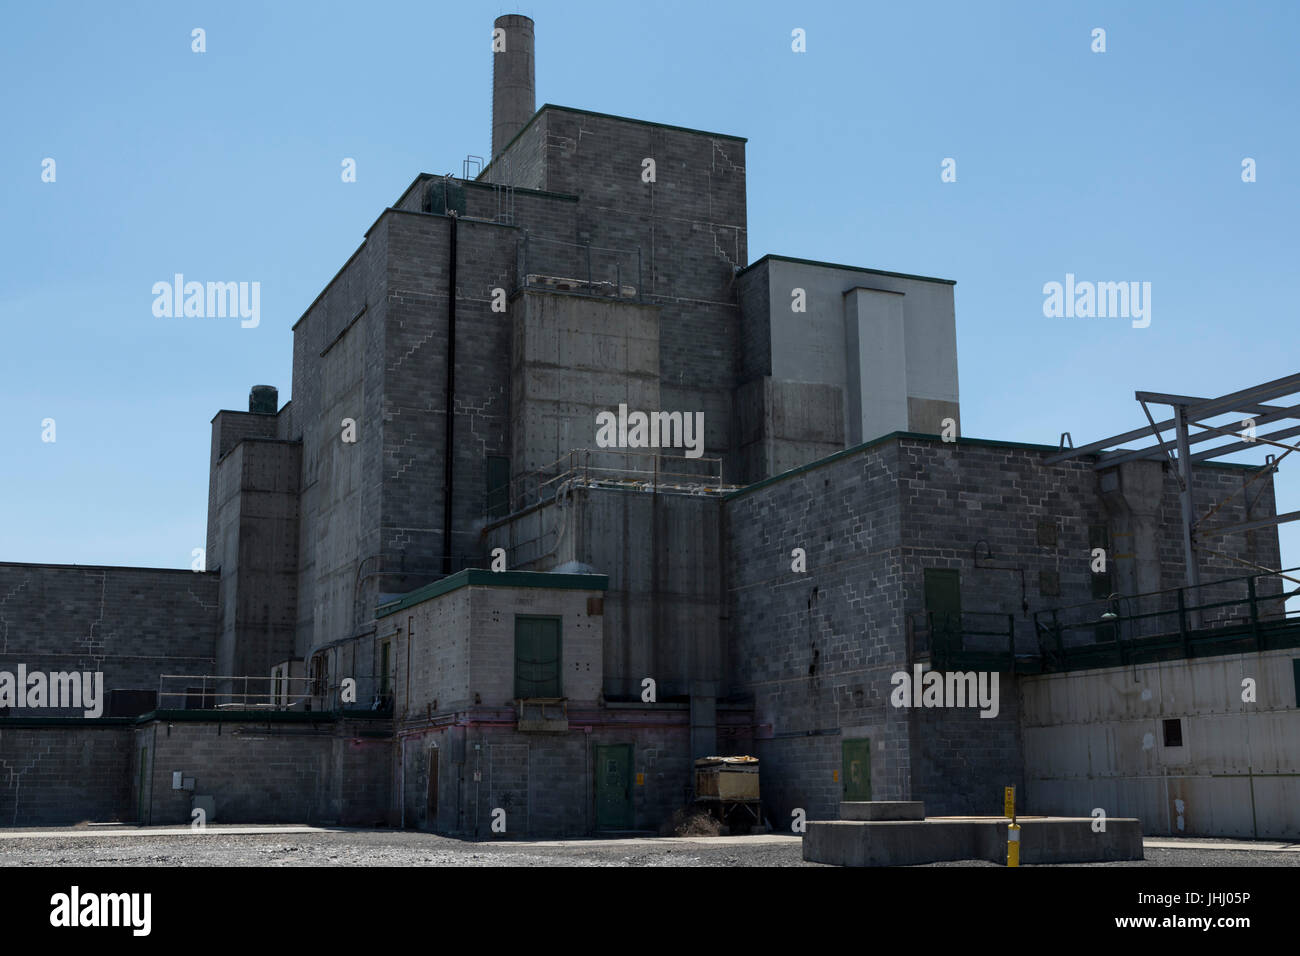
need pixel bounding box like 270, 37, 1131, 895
911, 566, 1300, 674
489, 447, 735, 518
516, 234, 642, 301
155, 674, 393, 715
1032, 567, 1297, 671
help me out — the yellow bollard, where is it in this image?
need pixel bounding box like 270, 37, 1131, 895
1007, 822, 1020, 867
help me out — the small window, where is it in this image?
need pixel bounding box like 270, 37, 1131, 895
1163, 718, 1183, 748
1037, 520, 1058, 547
515, 616, 562, 699
1039, 570, 1060, 597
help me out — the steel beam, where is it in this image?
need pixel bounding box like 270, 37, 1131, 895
1188, 422, 1300, 463
1093, 403, 1300, 469
1175, 404, 1202, 626
1133, 390, 1289, 417
1198, 509, 1300, 538
1050, 373, 1300, 465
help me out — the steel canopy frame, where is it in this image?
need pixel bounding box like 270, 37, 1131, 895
1046, 372, 1300, 598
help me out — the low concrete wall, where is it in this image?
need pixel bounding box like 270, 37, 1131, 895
803, 816, 1144, 867
0, 721, 136, 826
136, 716, 393, 826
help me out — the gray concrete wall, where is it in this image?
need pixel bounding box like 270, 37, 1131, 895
209, 439, 301, 683
511, 291, 660, 476
387, 582, 603, 716
0, 563, 218, 708
0, 722, 134, 826
531, 108, 747, 463
735, 257, 960, 467
398, 715, 697, 837
206, 409, 278, 560
380, 212, 515, 594
284, 216, 388, 658
488, 488, 726, 707
725, 441, 911, 822
136, 717, 392, 826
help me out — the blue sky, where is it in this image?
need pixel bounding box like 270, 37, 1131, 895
2, 0, 1297, 572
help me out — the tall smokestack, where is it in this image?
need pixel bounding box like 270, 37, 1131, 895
491, 14, 535, 161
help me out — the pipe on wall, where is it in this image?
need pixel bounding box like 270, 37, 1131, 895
441, 210, 459, 575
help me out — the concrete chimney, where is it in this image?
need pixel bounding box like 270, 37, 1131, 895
492, 14, 535, 161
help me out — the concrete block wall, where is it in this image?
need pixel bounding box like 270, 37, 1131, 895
0, 563, 218, 707
0, 723, 134, 826
284, 214, 388, 657
529, 108, 747, 463
724, 441, 912, 821
136, 717, 391, 826
468, 585, 603, 707
381, 212, 515, 589
388, 587, 473, 716
481, 109, 547, 191
206, 409, 278, 559
209, 439, 301, 684
400, 715, 693, 837
909, 690, 1024, 817
735, 263, 771, 385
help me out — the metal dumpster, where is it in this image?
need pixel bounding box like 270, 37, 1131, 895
693, 756, 761, 833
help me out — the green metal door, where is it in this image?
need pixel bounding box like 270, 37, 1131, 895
595, 744, 633, 829
842, 738, 872, 801
924, 569, 962, 658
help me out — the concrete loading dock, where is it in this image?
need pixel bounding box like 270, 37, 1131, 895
803, 802, 1143, 866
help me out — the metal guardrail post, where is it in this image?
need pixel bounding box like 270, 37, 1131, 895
587, 242, 592, 292
1178, 589, 1190, 657
637, 247, 642, 302
1248, 575, 1262, 649
1008, 614, 1016, 674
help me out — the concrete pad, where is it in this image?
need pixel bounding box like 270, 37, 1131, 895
840, 801, 926, 821
803, 816, 1143, 866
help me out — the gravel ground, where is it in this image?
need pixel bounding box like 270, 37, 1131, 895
0, 827, 1295, 867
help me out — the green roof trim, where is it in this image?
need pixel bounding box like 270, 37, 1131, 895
376, 569, 609, 618
725, 430, 1262, 502
136, 709, 338, 723
0, 716, 138, 727
739, 254, 956, 287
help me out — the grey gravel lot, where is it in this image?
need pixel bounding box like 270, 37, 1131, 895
0, 827, 1295, 867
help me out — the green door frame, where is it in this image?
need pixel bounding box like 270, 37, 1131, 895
594, 743, 633, 830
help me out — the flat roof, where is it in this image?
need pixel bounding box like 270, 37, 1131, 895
376, 568, 609, 617
726, 431, 1259, 502
739, 254, 956, 287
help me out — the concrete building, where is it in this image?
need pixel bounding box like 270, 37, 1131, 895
1, 14, 1296, 841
